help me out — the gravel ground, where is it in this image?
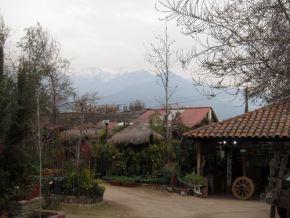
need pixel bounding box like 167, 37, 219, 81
62, 184, 270, 218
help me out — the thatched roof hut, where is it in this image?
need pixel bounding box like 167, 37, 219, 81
109, 123, 163, 146
59, 127, 98, 142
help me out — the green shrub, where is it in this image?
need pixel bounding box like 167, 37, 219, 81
93, 178, 103, 185
184, 173, 206, 186
56, 166, 106, 198
0, 145, 34, 204
159, 164, 179, 184
88, 185, 105, 199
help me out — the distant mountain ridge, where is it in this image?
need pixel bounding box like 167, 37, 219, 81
71, 69, 260, 120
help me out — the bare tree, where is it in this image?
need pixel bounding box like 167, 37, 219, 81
129, 99, 145, 111
157, 0, 290, 103
17, 23, 73, 174
18, 23, 73, 126
71, 92, 99, 168
146, 26, 176, 142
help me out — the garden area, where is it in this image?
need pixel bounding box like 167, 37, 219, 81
0, 92, 208, 217
0, 10, 227, 218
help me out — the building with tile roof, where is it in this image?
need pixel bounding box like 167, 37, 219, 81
134, 107, 218, 129
183, 97, 290, 199
184, 97, 290, 140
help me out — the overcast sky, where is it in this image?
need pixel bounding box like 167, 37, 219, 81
0, 0, 194, 77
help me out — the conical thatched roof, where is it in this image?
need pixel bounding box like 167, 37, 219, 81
59, 127, 98, 142
109, 123, 163, 146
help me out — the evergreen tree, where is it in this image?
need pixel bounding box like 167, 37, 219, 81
0, 63, 36, 204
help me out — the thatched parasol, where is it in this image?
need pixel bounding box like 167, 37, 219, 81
59, 127, 98, 142
109, 123, 163, 146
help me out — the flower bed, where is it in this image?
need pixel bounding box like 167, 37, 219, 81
43, 168, 105, 206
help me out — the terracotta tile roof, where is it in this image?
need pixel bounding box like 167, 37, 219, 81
184, 98, 290, 140
134, 107, 218, 128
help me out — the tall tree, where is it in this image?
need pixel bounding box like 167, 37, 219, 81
0, 73, 34, 204
17, 23, 73, 126
146, 26, 176, 142
158, 0, 290, 102
8, 62, 37, 146
17, 24, 73, 170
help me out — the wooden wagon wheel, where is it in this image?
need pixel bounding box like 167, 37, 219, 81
232, 176, 254, 200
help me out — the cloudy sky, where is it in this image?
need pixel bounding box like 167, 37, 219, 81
0, 0, 194, 76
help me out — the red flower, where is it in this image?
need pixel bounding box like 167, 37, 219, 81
81, 143, 92, 155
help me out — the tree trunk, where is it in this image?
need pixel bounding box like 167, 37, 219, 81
51, 76, 56, 169
0, 45, 4, 78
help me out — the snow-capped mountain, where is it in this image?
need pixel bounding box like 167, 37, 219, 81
71, 69, 261, 120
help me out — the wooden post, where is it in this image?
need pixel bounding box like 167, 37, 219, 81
271, 158, 287, 218
270, 205, 276, 218
196, 142, 201, 175
226, 149, 232, 193
241, 156, 247, 176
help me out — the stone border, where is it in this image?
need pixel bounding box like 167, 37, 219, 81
140, 183, 167, 191
7, 197, 42, 217
53, 195, 103, 204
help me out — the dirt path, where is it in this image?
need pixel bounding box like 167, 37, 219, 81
62, 184, 270, 218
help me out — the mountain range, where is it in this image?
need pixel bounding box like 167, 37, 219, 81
71, 69, 261, 120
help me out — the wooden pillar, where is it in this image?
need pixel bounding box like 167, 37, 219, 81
241, 148, 247, 176
196, 142, 201, 175
226, 149, 232, 193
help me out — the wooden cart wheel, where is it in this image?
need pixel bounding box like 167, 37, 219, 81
232, 176, 254, 200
